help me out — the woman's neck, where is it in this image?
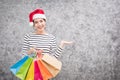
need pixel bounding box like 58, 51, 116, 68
34, 30, 47, 35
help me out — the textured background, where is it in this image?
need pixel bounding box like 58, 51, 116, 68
0, 0, 120, 80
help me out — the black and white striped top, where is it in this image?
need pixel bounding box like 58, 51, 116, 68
22, 33, 63, 58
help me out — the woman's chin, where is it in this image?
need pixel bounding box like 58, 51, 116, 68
37, 29, 44, 32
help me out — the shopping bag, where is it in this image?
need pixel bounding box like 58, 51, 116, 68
10, 51, 62, 80
16, 57, 33, 80
34, 60, 43, 80
42, 54, 62, 70
37, 59, 53, 80
25, 61, 34, 80
42, 54, 62, 77
10, 56, 29, 74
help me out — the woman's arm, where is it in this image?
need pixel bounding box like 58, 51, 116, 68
50, 37, 73, 58
22, 34, 36, 55
59, 40, 73, 49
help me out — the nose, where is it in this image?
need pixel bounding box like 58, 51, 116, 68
38, 22, 42, 25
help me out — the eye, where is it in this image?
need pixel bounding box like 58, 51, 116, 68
34, 21, 38, 24
33, 19, 44, 24
39, 20, 43, 23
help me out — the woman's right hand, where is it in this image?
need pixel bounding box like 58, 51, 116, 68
27, 47, 36, 54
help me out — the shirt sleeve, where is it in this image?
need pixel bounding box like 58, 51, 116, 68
22, 34, 30, 55
50, 36, 63, 58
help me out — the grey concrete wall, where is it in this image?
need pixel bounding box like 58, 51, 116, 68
0, 0, 120, 80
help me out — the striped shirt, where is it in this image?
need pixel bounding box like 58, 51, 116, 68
22, 33, 63, 58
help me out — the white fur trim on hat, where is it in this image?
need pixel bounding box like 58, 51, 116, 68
33, 14, 46, 20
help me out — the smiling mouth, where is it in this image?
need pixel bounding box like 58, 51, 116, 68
38, 26, 43, 29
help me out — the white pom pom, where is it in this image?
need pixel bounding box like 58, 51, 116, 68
29, 22, 33, 26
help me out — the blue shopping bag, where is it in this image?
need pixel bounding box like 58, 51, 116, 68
10, 56, 29, 74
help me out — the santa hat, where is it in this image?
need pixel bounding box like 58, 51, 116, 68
29, 9, 46, 26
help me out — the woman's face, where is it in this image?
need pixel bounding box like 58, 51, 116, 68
33, 18, 46, 32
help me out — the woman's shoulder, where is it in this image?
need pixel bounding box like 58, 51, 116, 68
24, 33, 32, 37
47, 34, 56, 39
23, 33, 34, 39
24, 33, 56, 39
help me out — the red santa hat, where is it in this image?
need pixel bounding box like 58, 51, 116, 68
29, 9, 46, 26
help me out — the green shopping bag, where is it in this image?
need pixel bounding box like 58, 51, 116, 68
16, 57, 33, 80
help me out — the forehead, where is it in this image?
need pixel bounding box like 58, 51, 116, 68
33, 18, 44, 21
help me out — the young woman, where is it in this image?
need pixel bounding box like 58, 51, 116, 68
22, 9, 72, 58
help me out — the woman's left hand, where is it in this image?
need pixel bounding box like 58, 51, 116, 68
59, 40, 73, 48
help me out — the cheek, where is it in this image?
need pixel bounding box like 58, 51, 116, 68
33, 23, 38, 27
33, 26, 36, 29
34, 23, 39, 27
43, 23, 46, 26
33, 23, 36, 26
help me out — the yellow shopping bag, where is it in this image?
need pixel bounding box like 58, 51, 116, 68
25, 61, 34, 80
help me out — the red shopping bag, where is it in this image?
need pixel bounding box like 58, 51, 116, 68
34, 60, 43, 80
